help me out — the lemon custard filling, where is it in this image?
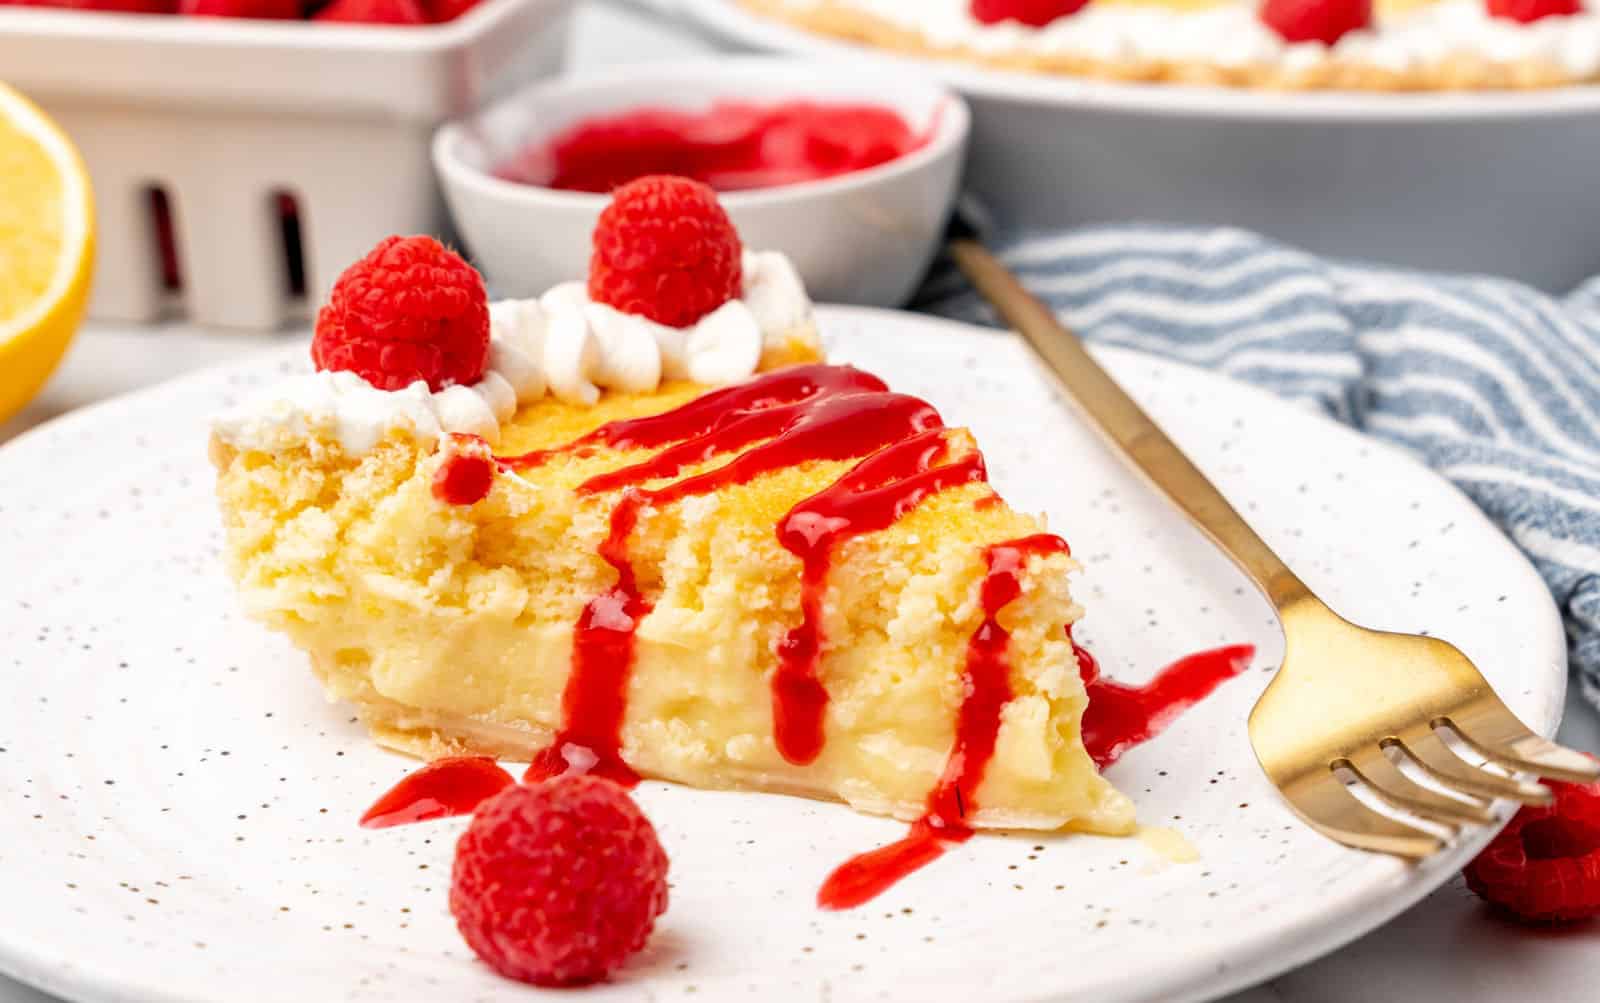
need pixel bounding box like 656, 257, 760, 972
212, 361, 1136, 835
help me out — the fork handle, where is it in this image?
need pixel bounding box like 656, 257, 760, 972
949, 240, 1312, 611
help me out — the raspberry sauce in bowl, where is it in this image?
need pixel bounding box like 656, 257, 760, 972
433, 57, 970, 306
494, 100, 934, 194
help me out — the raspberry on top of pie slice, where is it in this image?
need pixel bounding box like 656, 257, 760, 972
209, 176, 1136, 837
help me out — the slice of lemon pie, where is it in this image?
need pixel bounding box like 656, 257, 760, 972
210, 176, 1136, 838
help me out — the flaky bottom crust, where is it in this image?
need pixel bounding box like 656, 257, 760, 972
311, 652, 1130, 834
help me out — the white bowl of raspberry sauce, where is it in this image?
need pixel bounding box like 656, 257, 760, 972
433, 56, 970, 307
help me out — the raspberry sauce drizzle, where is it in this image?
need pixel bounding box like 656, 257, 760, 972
818, 534, 1065, 910
525, 493, 651, 786
1080, 641, 1256, 769
359, 756, 516, 829
819, 536, 1256, 910
517, 364, 968, 786
773, 430, 987, 764
407, 364, 1258, 912
579, 392, 940, 498
493, 364, 886, 473
432, 435, 497, 506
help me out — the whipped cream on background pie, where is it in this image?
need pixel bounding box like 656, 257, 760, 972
745, 0, 1600, 89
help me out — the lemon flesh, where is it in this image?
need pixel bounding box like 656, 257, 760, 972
0, 82, 94, 426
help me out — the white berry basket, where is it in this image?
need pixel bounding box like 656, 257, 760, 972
0, 0, 575, 331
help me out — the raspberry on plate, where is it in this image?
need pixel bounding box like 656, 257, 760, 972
179, 0, 300, 17
313, 0, 427, 23
450, 776, 670, 987
1259, 0, 1372, 44
311, 234, 490, 392
588, 174, 743, 329
1465, 776, 1600, 923
970, 0, 1090, 27
1486, 0, 1580, 23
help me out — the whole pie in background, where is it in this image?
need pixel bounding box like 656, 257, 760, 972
740, 0, 1600, 90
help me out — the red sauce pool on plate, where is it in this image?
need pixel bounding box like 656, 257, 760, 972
360, 757, 516, 829
1079, 640, 1256, 770
495, 101, 933, 193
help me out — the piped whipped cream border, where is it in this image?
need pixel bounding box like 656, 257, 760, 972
212, 250, 816, 456
769, 0, 1600, 79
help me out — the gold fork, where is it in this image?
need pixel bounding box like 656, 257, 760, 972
950, 239, 1598, 857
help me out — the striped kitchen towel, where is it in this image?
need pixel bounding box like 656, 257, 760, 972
916, 224, 1600, 712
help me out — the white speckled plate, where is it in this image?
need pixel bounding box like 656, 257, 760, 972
0, 307, 1566, 1003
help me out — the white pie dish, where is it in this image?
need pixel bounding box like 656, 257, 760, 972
433, 56, 970, 306
671, 0, 1600, 292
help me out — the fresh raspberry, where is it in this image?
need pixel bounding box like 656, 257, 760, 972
450, 776, 670, 987
422, 0, 477, 20
1486, 0, 1579, 23
179, 0, 299, 17
311, 235, 489, 392
1259, 0, 1371, 43
313, 0, 426, 23
588, 175, 742, 328
969, 0, 1089, 27
1465, 777, 1600, 923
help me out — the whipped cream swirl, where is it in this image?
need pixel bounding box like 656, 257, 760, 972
212, 250, 815, 455
779, 0, 1600, 79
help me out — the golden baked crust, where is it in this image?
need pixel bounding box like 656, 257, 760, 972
738, 0, 1598, 91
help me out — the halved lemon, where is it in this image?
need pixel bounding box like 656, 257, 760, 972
0, 81, 94, 426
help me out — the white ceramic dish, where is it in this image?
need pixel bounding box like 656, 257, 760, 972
0, 0, 574, 330
668, 0, 1600, 292
0, 308, 1567, 1002
433, 57, 970, 306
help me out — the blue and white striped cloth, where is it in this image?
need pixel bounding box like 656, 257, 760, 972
916, 225, 1600, 712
